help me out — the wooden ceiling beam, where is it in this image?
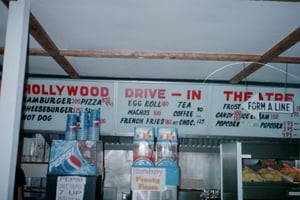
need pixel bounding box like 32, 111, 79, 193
1, 0, 79, 78
1, 0, 9, 7
1, 47, 300, 64
230, 27, 300, 83
1, 0, 299, 80
57, 50, 265, 61
29, 15, 79, 78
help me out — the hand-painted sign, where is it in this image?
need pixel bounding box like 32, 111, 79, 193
241, 93, 294, 119
131, 167, 166, 191
21, 78, 300, 138
117, 82, 208, 135
56, 176, 86, 200
210, 86, 300, 138
22, 78, 114, 134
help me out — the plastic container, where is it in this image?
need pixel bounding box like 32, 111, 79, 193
133, 141, 155, 164
77, 111, 89, 140
88, 108, 101, 140
156, 141, 178, 164
156, 127, 178, 166
65, 113, 77, 140
132, 126, 155, 166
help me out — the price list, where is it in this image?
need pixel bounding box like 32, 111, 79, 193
22, 78, 115, 134
116, 82, 208, 135
209, 86, 300, 138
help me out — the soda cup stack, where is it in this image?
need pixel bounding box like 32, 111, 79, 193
76, 111, 89, 140
64, 108, 101, 141
88, 108, 100, 141
65, 113, 77, 140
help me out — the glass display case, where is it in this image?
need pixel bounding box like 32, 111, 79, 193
221, 141, 300, 200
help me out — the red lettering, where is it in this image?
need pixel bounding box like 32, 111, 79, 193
25, 84, 31, 94
67, 86, 79, 96
25, 84, 109, 97
32, 84, 40, 94
125, 88, 134, 98
135, 88, 143, 98
261, 92, 294, 101
41, 85, 48, 95
124, 88, 166, 99
285, 93, 294, 101
157, 89, 166, 99
67, 86, 109, 97
274, 93, 283, 101
187, 90, 201, 100
259, 92, 264, 100
223, 91, 253, 102
223, 91, 233, 101
56, 85, 64, 95
101, 87, 109, 97
49, 85, 56, 95
90, 86, 99, 96
149, 89, 156, 98
244, 91, 252, 101
224, 90, 294, 102
264, 92, 273, 100
80, 86, 89, 96
234, 91, 243, 101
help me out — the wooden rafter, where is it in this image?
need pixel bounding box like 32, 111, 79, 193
1, 0, 79, 78
1, 0, 299, 81
230, 27, 300, 83
1, 47, 300, 64
29, 15, 79, 78
2, 0, 8, 7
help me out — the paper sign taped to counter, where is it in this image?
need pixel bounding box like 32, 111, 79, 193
131, 167, 166, 191
56, 176, 86, 200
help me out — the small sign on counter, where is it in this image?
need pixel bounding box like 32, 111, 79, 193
56, 176, 86, 200
131, 167, 166, 191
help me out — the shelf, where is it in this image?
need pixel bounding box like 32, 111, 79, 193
22, 162, 48, 164
25, 187, 46, 193
243, 183, 300, 200
21, 163, 48, 178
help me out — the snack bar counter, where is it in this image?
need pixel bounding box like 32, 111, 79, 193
221, 141, 300, 200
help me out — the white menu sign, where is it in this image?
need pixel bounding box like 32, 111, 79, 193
209, 85, 300, 138
22, 78, 114, 134
117, 82, 208, 136
21, 78, 300, 138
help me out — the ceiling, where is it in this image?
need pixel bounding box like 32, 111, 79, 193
0, 0, 300, 86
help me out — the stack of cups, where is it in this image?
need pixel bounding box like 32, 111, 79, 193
88, 108, 100, 140
65, 113, 77, 140
76, 111, 89, 140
